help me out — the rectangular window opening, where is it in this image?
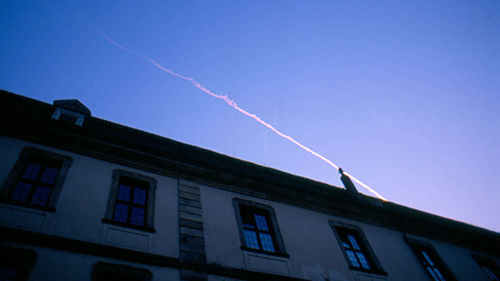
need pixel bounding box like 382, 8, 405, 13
330, 223, 386, 276
1, 148, 71, 211
472, 255, 500, 281
407, 239, 457, 281
103, 170, 156, 232
233, 199, 287, 257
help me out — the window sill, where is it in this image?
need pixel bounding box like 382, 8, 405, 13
240, 246, 289, 258
348, 265, 387, 276
102, 219, 156, 233
0, 199, 56, 212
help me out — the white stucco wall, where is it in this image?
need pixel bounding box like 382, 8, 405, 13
3, 242, 180, 281
406, 233, 499, 281
2, 135, 498, 281
201, 184, 356, 280
200, 183, 498, 281
0, 136, 179, 258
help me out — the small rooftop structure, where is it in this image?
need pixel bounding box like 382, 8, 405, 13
51, 99, 91, 126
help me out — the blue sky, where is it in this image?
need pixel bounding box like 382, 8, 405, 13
1, 0, 499, 231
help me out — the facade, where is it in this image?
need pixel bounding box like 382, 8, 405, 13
0, 89, 499, 281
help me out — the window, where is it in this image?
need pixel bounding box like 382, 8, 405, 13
472, 255, 500, 281
103, 170, 156, 232
51, 99, 91, 127
0, 246, 37, 281
407, 239, 456, 281
233, 199, 287, 256
91, 262, 152, 281
330, 222, 385, 275
1, 147, 72, 210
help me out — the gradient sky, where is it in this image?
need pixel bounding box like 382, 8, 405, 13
1, 0, 499, 232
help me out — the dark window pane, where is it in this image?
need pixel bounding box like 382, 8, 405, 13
10, 182, 33, 202
243, 229, 260, 250
432, 268, 445, 281
132, 188, 147, 205
422, 251, 435, 266
113, 203, 129, 223
109, 176, 153, 229
59, 114, 78, 124
40, 167, 59, 184
346, 250, 360, 268
6, 151, 68, 210
482, 266, 499, 281
21, 163, 42, 180
241, 208, 254, 226
130, 207, 145, 226
411, 244, 454, 281
339, 234, 350, 246
335, 227, 380, 273
117, 184, 131, 202
254, 214, 269, 231
426, 266, 437, 280
242, 223, 255, 229
342, 241, 351, 249
348, 235, 361, 250
259, 233, 275, 252
356, 252, 371, 269
238, 204, 282, 254
30, 186, 52, 206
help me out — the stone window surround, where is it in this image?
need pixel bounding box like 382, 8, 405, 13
406, 238, 457, 281
232, 198, 288, 257
0, 147, 72, 211
329, 220, 386, 276
471, 254, 500, 280
103, 169, 157, 233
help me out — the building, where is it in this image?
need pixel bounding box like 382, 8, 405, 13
0, 89, 499, 281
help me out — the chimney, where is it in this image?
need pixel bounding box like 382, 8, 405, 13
338, 168, 359, 197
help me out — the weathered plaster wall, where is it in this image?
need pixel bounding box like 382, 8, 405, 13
200, 182, 498, 281
2, 242, 180, 281
0, 136, 179, 258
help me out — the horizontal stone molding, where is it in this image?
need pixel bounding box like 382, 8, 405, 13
180, 219, 203, 230
179, 185, 201, 195
179, 212, 203, 223
179, 198, 201, 208
180, 235, 205, 246
179, 205, 202, 216
0, 226, 307, 281
179, 191, 201, 201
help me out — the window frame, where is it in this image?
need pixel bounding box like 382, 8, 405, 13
51, 107, 86, 126
472, 254, 500, 281
0, 245, 37, 281
329, 221, 386, 275
0, 147, 72, 211
91, 262, 152, 281
406, 238, 457, 281
103, 170, 157, 232
233, 198, 288, 257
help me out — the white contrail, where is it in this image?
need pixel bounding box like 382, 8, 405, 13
36, 0, 387, 200
90, 28, 387, 201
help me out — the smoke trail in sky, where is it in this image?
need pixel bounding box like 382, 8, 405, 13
90, 28, 387, 201
36, 0, 386, 200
